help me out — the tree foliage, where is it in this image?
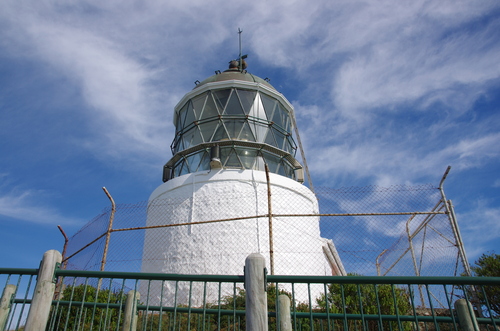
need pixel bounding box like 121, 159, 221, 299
316, 274, 413, 331
50, 284, 126, 330
205, 285, 294, 330
470, 252, 500, 316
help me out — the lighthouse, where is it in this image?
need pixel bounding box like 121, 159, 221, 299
141, 57, 345, 304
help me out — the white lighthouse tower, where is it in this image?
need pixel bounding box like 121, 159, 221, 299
141, 56, 345, 304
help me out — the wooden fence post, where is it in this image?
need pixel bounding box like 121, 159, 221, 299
278, 294, 292, 331
122, 290, 140, 331
0, 284, 17, 330
24, 250, 62, 331
245, 253, 268, 331
454, 298, 479, 331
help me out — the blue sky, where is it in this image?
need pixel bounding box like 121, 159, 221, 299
1, 0, 499, 269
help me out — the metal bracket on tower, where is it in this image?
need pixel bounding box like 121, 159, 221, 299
210, 145, 222, 169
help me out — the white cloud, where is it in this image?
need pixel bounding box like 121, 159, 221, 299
332, 14, 500, 117
301, 110, 500, 186
458, 201, 500, 259
0, 189, 83, 226
27, 23, 171, 154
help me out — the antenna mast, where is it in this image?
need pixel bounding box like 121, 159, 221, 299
238, 28, 243, 71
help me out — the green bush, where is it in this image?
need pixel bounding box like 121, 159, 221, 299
470, 252, 500, 316
50, 284, 126, 330
316, 274, 413, 331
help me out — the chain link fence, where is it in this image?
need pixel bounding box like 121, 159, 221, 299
62, 180, 468, 281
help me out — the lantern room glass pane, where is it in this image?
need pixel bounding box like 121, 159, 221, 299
187, 151, 203, 172
181, 137, 188, 153
261, 93, 277, 121
212, 122, 229, 141
278, 104, 291, 131
285, 135, 296, 154
264, 128, 276, 147
263, 154, 279, 173
199, 119, 219, 142
225, 149, 242, 168
255, 155, 266, 171
237, 89, 257, 114
174, 160, 184, 177
236, 148, 257, 169
224, 91, 244, 115
198, 150, 210, 171
201, 92, 220, 120
173, 164, 180, 177
179, 161, 190, 176
192, 93, 207, 119
250, 122, 269, 143
272, 104, 284, 128
185, 127, 203, 147
171, 134, 181, 153
283, 162, 294, 178
238, 121, 256, 142
248, 93, 267, 121
184, 102, 196, 128
213, 89, 231, 112
225, 119, 245, 139
277, 160, 286, 177
274, 130, 286, 150
180, 127, 194, 150
177, 103, 189, 131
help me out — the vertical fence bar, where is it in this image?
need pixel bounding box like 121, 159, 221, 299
24, 250, 62, 331
98, 187, 116, 291
123, 290, 140, 331
264, 164, 275, 276
245, 253, 268, 331
455, 299, 479, 331
0, 284, 16, 330
57, 225, 69, 269
278, 294, 292, 331
438, 167, 471, 276
100, 187, 116, 273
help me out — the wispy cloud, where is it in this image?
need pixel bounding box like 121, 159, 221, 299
332, 6, 500, 116
1, 4, 178, 166
312, 131, 499, 186
0, 188, 83, 226
457, 200, 500, 259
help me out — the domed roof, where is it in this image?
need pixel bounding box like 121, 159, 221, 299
194, 68, 275, 90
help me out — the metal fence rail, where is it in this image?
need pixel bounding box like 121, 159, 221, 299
1, 252, 500, 331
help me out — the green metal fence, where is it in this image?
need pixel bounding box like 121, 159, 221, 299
0, 268, 38, 331
1, 258, 500, 330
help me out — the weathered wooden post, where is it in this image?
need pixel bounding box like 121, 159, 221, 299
454, 299, 479, 331
245, 253, 268, 331
278, 294, 292, 331
0, 284, 17, 330
24, 250, 62, 331
122, 290, 140, 331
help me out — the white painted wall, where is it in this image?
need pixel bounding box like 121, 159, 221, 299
141, 169, 331, 305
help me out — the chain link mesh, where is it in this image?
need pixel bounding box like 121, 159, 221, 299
63, 184, 466, 281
